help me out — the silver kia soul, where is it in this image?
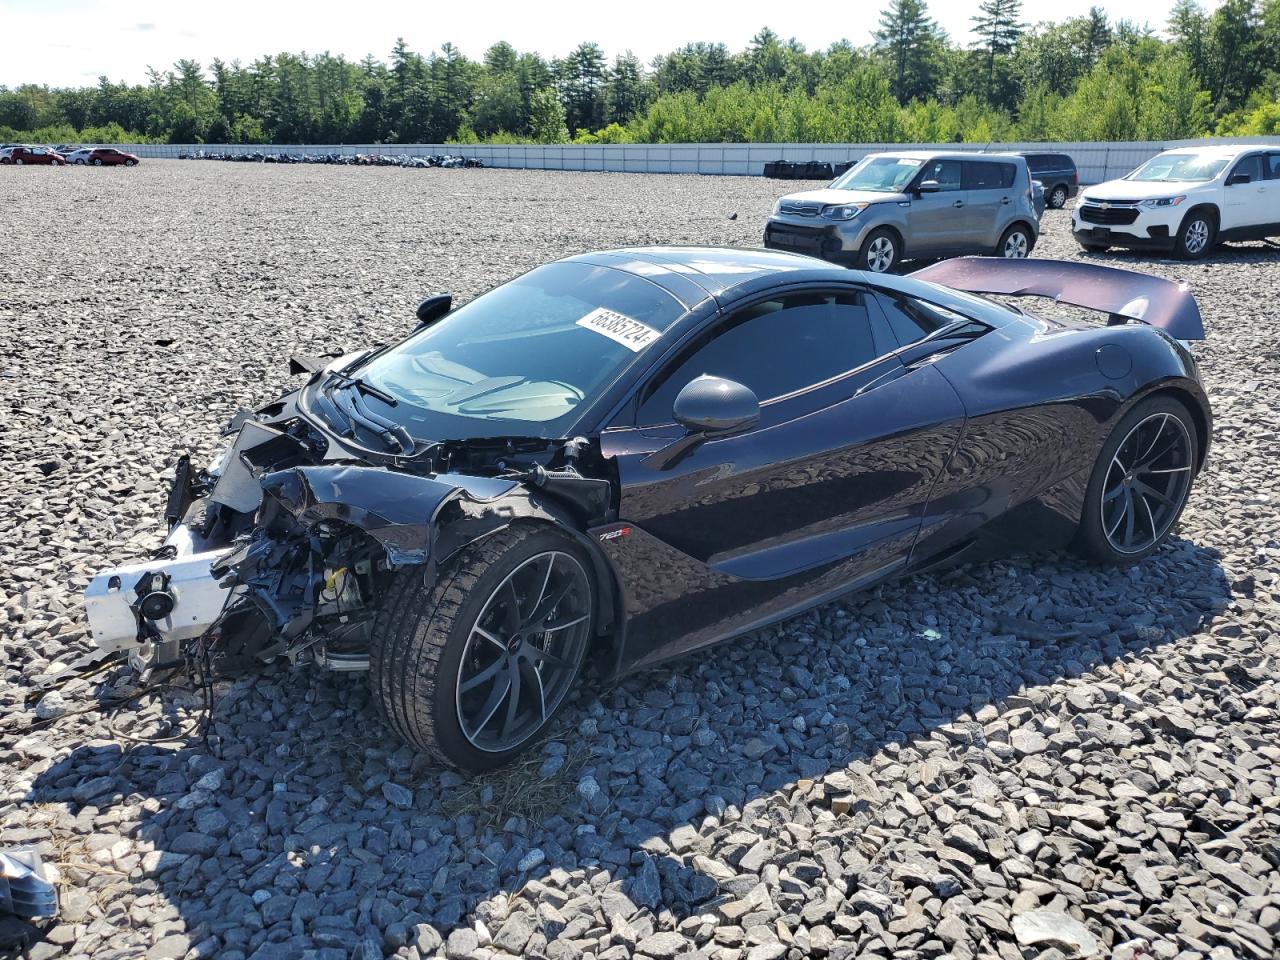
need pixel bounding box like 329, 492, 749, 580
764, 151, 1041, 273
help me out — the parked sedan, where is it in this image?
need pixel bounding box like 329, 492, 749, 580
84, 147, 139, 166
1, 146, 64, 165
61, 148, 93, 165
84, 247, 1209, 770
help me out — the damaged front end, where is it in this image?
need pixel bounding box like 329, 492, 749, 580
83, 392, 612, 680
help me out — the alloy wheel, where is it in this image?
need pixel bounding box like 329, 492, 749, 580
1183, 219, 1210, 255
455, 550, 591, 752
1050, 186, 1067, 208
865, 236, 895, 273
1003, 230, 1029, 258
1101, 412, 1193, 554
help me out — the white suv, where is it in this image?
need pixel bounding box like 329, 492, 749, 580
1072, 144, 1280, 260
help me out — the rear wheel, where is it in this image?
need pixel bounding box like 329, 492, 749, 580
14, 158, 23, 165
856, 229, 900, 274
997, 223, 1034, 259
1074, 396, 1197, 564
370, 525, 595, 770
1175, 210, 1214, 260
1048, 185, 1068, 209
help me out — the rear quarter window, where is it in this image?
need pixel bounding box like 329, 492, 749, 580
965, 161, 1017, 189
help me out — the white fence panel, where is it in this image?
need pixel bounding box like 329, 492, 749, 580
104, 137, 1280, 183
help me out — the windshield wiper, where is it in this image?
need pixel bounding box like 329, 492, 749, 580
330, 384, 414, 454
325, 368, 398, 407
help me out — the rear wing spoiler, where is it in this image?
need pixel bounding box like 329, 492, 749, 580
911, 257, 1204, 341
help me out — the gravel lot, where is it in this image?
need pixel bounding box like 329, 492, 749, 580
1, 161, 1277, 960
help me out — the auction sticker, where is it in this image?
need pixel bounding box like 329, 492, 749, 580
576, 308, 660, 352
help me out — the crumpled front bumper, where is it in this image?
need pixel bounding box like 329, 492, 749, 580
83, 521, 234, 671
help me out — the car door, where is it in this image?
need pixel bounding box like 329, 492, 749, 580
1264, 154, 1280, 232
596, 285, 967, 671
1223, 153, 1267, 231
962, 160, 1016, 249
905, 159, 966, 255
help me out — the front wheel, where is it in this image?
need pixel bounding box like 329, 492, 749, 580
92, 158, 103, 166
1073, 396, 1198, 564
1175, 210, 1214, 260
125, 159, 136, 166
856, 228, 900, 274
370, 525, 595, 770
997, 224, 1034, 259
14, 158, 23, 165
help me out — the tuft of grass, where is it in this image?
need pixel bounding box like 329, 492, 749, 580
440, 739, 590, 835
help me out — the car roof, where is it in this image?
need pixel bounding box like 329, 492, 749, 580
863, 149, 1018, 163
1161, 143, 1274, 157
557, 246, 1018, 330
562, 246, 855, 302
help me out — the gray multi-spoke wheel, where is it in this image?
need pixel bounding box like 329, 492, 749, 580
1075, 396, 1198, 564
998, 224, 1034, 259
370, 525, 595, 770
1176, 211, 1214, 260
455, 550, 591, 753
1049, 185, 1068, 209
857, 228, 899, 274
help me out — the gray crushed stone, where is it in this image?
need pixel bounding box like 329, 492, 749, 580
0, 162, 1277, 959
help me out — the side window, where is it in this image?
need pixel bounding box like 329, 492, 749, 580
1267, 154, 1280, 180
1024, 155, 1046, 173
876, 294, 975, 348
1231, 154, 1265, 183
636, 291, 879, 425
918, 159, 962, 192
963, 161, 1015, 190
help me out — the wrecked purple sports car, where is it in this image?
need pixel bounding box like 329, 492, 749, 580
84, 247, 1210, 769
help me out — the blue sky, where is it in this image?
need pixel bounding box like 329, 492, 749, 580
0, 0, 1217, 88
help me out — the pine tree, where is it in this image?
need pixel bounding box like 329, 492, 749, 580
970, 0, 1025, 100
873, 0, 944, 103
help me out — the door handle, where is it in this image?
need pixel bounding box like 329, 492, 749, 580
952, 200, 964, 208
1000, 197, 1011, 204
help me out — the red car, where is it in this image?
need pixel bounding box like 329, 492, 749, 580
85, 147, 139, 167
1, 146, 65, 165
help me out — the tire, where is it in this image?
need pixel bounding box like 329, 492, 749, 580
370, 524, 595, 770
997, 223, 1034, 259
856, 228, 900, 273
93, 158, 102, 166
14, 159, 22, 165
125, 159, 136, 166
1175, 209, 1215, 260
1073, 395, 1198, 565
1048, 185, 1068, 209
76, 159, 86, 165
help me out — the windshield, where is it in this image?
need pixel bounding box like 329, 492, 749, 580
1125, 153, 1230, 183
351, 261, 686, 440
830, 155, 924, 192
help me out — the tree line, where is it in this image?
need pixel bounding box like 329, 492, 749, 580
2, 0, 1278, 147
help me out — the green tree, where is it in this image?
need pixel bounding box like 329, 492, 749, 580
874, 0, 945, 103
971, 0, 1025, 104
528, 86, 568, 143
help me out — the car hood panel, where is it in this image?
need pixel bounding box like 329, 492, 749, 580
778, 188, 902, 207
